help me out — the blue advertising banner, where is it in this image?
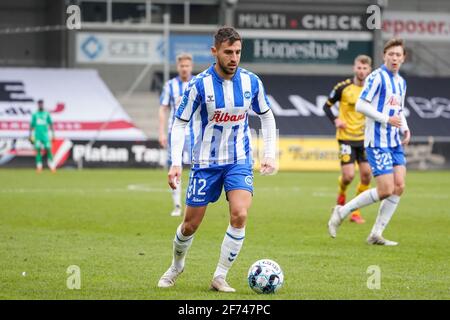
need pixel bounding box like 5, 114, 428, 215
169, 34, 214, 64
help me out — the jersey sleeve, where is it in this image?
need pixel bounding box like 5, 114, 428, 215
251, 77, 271, 115
360, 72, 382, 103
175, 82, 201, 122
325, 81, 345, 107
159, 81, 171, 106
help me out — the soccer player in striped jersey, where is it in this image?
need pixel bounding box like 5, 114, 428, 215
323, 55, 373, 224
328, 38, 411, 246
159, 53, 194, 217
158, 27, 277, 292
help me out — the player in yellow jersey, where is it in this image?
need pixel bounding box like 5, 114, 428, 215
323, 55, 373, 224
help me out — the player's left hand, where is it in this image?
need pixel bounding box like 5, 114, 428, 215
260, 157, 276, 176
401, 130, 411, 146
168, 165, 182, 190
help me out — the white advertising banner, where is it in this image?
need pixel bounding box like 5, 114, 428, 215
0, 68, 147, 141
76, 32, 164, 64
383, 12, 450, 42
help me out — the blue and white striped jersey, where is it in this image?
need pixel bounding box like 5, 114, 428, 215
360, 64, 407, 148
175, 64, 271, 167
160, 76, 192, 132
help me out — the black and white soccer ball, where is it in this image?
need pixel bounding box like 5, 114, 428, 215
247, 259, 284, 294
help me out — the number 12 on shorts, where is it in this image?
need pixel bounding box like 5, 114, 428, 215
188, 178, 206, 197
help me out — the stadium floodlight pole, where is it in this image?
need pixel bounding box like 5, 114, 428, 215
373, 0, 387, 67
145, 0, 152, 24
373, 27, 383, 67
224, 0, 238, 26
184, 1, 190, 25
106, 0, 112, 24
163, 13, 170, 85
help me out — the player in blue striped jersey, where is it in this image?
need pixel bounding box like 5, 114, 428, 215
158, 27, 277, 292
158, 53, 194, 217
328, 38, 411, 246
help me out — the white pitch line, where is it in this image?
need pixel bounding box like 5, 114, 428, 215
0, 185, 169, 194
126, 184, 169, 192
0, 185, 448, 199
0, 184, 171, 194
0, 188, 128, 194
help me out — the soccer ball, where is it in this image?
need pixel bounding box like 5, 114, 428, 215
247, 259, 284, 294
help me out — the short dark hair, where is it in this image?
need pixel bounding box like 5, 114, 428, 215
37, 99, 44, 104
383, 38, 406, 55
214, 26, 241, 48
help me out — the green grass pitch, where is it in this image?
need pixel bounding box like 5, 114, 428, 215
0, 168, 449, 299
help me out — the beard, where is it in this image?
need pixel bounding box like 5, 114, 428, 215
217, 59, 237, 75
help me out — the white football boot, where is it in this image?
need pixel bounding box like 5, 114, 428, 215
328, 205, 343, 238
170, 206, 182, 217
157, 265, 183, 288
210, 276, 236, 293
367, 234, 399, 246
